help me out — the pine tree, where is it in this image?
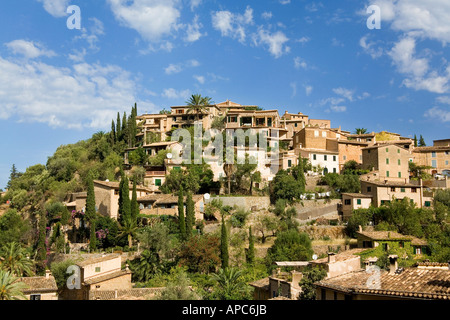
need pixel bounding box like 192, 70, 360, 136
185, 191, 195, 238
247, 226, 255, 265
220, 215, 229, 269
6, 164, 21, 189
130, 178, 139, 224
178, 188, 186, 239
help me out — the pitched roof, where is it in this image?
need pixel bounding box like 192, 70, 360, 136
19, 276, 58, 293
93, 180, 152, 192
315, 268, 450, 299
84, 270, 131, 285
310, 249, 365, 265
357, 231, 427, 245
413, 146, 450, 152
249, 277, 270, 289
341, 193, 373, 198
76, 254, 120, 267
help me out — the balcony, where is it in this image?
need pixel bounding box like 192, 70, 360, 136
146, 171, 166, 176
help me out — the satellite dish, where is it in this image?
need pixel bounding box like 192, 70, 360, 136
166, 153, 173, 159
312, 254, 318, 260
204, 193, 211, 200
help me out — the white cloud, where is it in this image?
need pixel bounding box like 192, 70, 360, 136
107, 0, 181, 42
37, 0, 69, 18
330, 105, 347, 113
290, 82, 297, 98
164, 59, 200, 75
261, 12, 272, 20
253, 28, 290, 58
185, 15, 205, 42
162, 88, 190, 100
294, 56, 307, 69
388, 37, 450, 93
279, 0, 291, 4
6, 40, 56, 59
437, 96, 450, 104
211, 6, 253, 43
359, 35, 383, 59
295, 37, 310, 44
0, 55, 156, 129
333, 87, 355, 101
190, 0, 202, 11
74, 18, 105, 51
194, 75, 205, 84
425, 106, 450, 122
304, 85, 313, 96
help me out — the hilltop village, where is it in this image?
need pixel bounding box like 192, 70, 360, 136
1, 97, 449, 301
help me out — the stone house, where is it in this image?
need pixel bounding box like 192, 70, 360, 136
61, 254, 132, 300
18, 270, 58, 300
340, 192, 373, 220
412, 140, 450, 175
314, 255, 450, 300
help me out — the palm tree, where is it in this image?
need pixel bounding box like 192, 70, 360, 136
211, 267, 247, 300
0, 242, 34, 277
118, 217, 138, 249
0, 270, 27, 300
355, 128, 368, 134
132, 249, 160, 282
185, 94, 213, 121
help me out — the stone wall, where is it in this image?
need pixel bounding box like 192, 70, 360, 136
206, 196, 270, 212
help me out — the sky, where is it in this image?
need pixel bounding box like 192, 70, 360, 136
0, 0, 450, 189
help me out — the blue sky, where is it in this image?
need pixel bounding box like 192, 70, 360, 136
0, 0, 450, 189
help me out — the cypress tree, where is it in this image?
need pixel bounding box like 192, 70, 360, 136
185, 191, 195, 237
178, 187, 186, 239
89, 219, 96, 251
296, 157, 306, 194
413, 134, 418, 147
122, 111, 128, 144
130, 178, 139, 224
118, 172, 131, 223
247, 226, 255, 265
220, 215, 229, 269
36, 210, 48, 261
116, 112, 121, 142
85, 174, 96, 222
419, 135, 426, 147
111, 119, 116, 145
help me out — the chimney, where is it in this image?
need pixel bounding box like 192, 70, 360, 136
388, 255, 398, 274
364, 257, 378, 270
291, 271, 303, 286
358, 225, 363, 233
327, 252, 336, 264
45, 269, 51, 279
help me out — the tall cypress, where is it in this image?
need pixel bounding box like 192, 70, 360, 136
413, 134, 418, 147
116, 112, 121, 142
118, 172, 131, 223
297, 157, 306, 194
89, 219, 97, 251
86, 174, 97, 251
178, 188, 186, 239
122, 111, 127, 144
220, 215, 229, 269
185, 191, 195, 237
110, 119, 116, 145
247, 226, 255, 265
36, 210, 48, 261
130, 178, 139, 223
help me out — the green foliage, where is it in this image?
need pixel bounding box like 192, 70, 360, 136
0, 242, 34, 277
178, 188, 186, 239
346, 208, 375, 237
320, 173, 360, 194
210, 267, 251, 300
50, 259, 76, 290
298, 267, 327, 300
230, 208, 250, 228
129, 249, 161, 283
118, 173, 131, 224
271, 169, 304, 204
0, 209, 30, 245
246, 227, 255, 265
148, 149, 169, 167
266, 229, 313, 267
220, 216, 229, 269
128, 147, 147, 166
154, 268, 201, 300
185, 191, 195, 238
0, 270, 27, 300
178, 234, 220, 274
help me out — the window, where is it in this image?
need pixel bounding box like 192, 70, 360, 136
344, 199, 351, 205
401, 188, 405, 193
314, 130, 319, 137
398, 172, 402, 178
333, 168, 337, 173
357, 199, 361, 205
313, 154, 317, 160
30, 294, 41, 300
432, 152, 436, 158
411, 188, 417, 193
397, 149, 400, 154
95, 267, 101, 272
386, 171, 390, 177
333, 155, 337, 161
391, 187, 396, 192
288, 160, 292, 167
367, 187, 372, 192
295, 123, 298, 127
399, 241, 404, 248
386, 158, 389, 165
425, 201, 431, 207
431, 160, 437, 168
322, 131, 327, 138
386, 148, 389, 152
155, 179, 162, 186
324, 155, 328, 161
174, 167, 181, 171
446, 161, 449, 165
343, 155, 347, 161
398, 159, 401, 165
415, 247, 422, 255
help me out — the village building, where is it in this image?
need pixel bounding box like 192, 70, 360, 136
340, 193, 373, 220
18, 270, 58, 300
314, 255, 450, 300
412, 139, 450, 175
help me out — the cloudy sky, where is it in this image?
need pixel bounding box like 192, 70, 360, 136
0, 0, 450, 188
